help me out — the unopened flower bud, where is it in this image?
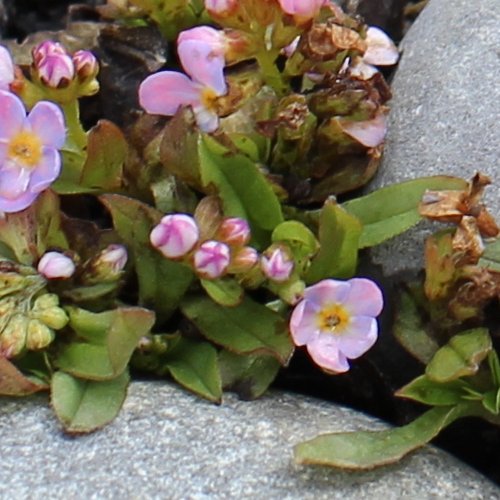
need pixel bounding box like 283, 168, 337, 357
26, 319, 54, 351
261, 246, 294, 282
33, 293, 59, 310
228, 246, 258, 273
85, 244, 128, 283
0, 314, 28, 358
73, 50, 99, 80
33, 41, 75, 88
0, 46, 15, 91
35, 307, 68, 330
194, 240, 231, 279
150, 214, 200, 259
217, 217, 251, 247
38, 252, 75, 279
205, 0, 238, 16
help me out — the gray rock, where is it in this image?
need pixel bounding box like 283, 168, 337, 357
369, 0, 500, 274
0, 381, 498, 499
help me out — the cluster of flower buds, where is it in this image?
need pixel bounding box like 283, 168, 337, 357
150, 212, 299, 285
31, 41, 99, 99
150, 213, 258, 280
0, 292, 68, 358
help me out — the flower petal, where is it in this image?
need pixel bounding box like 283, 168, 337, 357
307, 335, 350, 373
344, 278, 384, 316
336, 316, 378, 359
0, 188, 38, 213
178, 40, 227, 95
29, 147, 61, 193
193, 105, 220, 133
337, 113, 387, 148
139, 72, 201, 116
0, 46, 14, 90
290, 299, 321, 346
363, 27, 399, 66
303, 279, 350, 307
0, 164, 31, 200
27, 101, 66, 149
0, 90, 26, 140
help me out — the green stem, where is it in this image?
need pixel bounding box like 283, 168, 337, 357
62, 101, 87, 152
255, 49, 288, 96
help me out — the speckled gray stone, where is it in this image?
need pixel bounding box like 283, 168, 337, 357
369, 0, 500, 275
0, 381, 498, 499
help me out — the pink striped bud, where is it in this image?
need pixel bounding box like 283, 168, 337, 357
150, 214, 199, 259
33, 41, 75, 88
194, 240, 230, 279
217, 217, 251, 247
73, 50, 99, 80
261, 246, 294, 282
38, 251, 75, 279
228, 246, 258, 273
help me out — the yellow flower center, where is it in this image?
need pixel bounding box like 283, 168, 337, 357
317, 304, 350, 334
200, 87, 219, 111
8, 131, 43, 167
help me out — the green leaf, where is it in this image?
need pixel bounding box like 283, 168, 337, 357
100, 194, 193, 322
51, 370, 129, 434
164, 337, 222, 402
342, 176, 468, 248
199, 135, 283, 246
200, 278, 244, 306
305, 199, 362, 283
396, 375, 466, 406
0, 357, 48, 396
79, 120, 127, 191
488, 350, 500, 387
294, 406, 463, 470
181, 294, 294, 364
219, 350, 281, 400
393, 289, 439, 364
426, 328, 492, 383
272, 220, 319, 257
482, 388, 500, 415
56, 307, 155, 380
479, 239, 500, 272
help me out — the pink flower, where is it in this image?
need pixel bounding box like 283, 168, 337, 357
217, 217, 251, 247
177, 26, 227, 62
0, 90, 65, 213
278, 0, 329, 22
139, 31, 227, 133
150, 214, 200, 259
290, 278, 383, 373
261, 246, 294, 282
38, 251, 75, 279
194, 240, 231, 279
32, 41, 75, 88
363, 27, 399, 66
0, 46, 14, 91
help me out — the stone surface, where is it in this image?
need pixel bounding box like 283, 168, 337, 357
0, 381, 498, 499
369, 0, 500, 274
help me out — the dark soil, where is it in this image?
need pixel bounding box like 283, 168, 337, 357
3, 0, 499, 487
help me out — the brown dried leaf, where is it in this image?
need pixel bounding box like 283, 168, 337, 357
0, 357, 48, 396
452, 216, 484, 266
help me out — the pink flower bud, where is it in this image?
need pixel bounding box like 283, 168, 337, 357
194, 240, 230, 279
38, 251, 75, 279
217, 217, 251, 247
73, 50, 99, 80
261, 247, 294, 282
34, 41, 75, 88
204, 0, 238, 16
99, 244, 128, 272
228, 246, 258, 273
150, 214, 200, 259
278, 0, 329, 23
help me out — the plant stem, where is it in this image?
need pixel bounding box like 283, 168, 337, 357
255, 49, 288, 97
62, 101, 87, 152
